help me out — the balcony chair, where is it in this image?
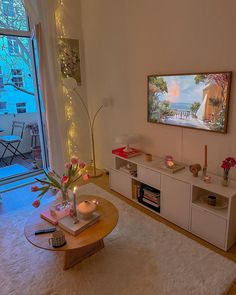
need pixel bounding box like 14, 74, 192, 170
0, 121, 26, 166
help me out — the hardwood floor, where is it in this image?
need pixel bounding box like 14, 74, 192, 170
1, 172, 236, 294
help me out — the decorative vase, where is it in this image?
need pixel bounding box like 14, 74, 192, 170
221, 171, 229, 187
56, 189, 72, 209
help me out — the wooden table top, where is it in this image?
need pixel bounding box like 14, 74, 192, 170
24, 195, 119, 252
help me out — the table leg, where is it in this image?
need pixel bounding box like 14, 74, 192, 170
63, 239, 104, 270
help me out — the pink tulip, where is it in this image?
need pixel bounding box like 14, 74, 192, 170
79, 162, 86, 169
83, 174, 89, 181
31, 186, 39, 192
32, 200, 40, 208
61, 175, 69, 184
71, 157, 79, 165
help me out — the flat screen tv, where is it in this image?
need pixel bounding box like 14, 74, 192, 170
147, 71, 231, 133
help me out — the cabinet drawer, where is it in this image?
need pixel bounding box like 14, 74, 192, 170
109, 169, 132, 199
137, 166, 160, 189
191, 205, 227, 249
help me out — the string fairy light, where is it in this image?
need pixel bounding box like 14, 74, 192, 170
55, 0, 79, 158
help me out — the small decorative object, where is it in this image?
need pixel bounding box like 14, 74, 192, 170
115, 134, 140, 153
48, 230, 66, 248
208, 195, 216, 206
221, 156, 236, 187
189, 164, 201, 177
204, 176, 211, 183
145, 153, 152, 161
165, 155, 174, 168
77, 199, 98, 220
31, 157, 89, 208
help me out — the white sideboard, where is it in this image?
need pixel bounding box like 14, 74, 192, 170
109, 154, 236, 251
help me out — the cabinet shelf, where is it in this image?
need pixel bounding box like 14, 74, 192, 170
133, 199, 161, 215
132, 181, 161, 213
192, 186, 229, 219
110, 153, 236, 251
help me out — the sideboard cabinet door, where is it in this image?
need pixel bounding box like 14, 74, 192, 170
161, 175, 191, 230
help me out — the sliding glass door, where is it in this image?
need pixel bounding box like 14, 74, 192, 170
0, 0, 48, 182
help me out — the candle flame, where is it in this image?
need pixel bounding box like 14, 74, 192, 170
73, 186, 77, 193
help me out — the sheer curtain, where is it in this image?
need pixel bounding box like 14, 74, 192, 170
23, 0, 67, 174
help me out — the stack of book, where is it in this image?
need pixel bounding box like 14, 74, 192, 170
58, 213, 100, 236
40, 206, 71, 225
136, 184, 160, 213
112, 147, 142, 159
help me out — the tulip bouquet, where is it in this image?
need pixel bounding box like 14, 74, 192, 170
32, 157, 89, 208
221, 157, 236, 177
221, 156, 236, 186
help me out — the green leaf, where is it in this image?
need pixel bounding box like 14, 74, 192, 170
35, 178, 53, 186
37, 186, 50, 197
44, 172, 61, 188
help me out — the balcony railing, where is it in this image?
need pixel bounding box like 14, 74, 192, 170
0, 112, 42, 178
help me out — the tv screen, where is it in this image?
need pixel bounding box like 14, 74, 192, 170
147, 72, 231, 133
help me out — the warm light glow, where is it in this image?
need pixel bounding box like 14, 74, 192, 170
166, 160, 174, 168
56, 1, 79, 159
73, 186, 77, 194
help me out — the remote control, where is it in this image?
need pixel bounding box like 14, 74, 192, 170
35, 228, 57, 235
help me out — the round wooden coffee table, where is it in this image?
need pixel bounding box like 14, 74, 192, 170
24, 195, 119, 270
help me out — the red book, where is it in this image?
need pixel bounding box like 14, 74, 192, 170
112, 147, 142, 158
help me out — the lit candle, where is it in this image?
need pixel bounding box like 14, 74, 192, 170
204, 145, 208, 167
165, 155, 174, 168
167, 160, 174, 168
73, 186, 78, 223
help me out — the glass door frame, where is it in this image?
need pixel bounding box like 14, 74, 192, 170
0, 23, 49, 183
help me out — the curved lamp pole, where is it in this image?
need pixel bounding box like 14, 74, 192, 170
63, 77, 111, 177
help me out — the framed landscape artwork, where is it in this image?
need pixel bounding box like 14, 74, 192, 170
148, 72, 232, 133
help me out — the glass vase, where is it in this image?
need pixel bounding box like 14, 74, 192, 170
61, 190, 70, 208
56, 189, 71, 210
221, 171, 229, 187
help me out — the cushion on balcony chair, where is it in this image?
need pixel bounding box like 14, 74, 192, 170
0, 135, 22, 143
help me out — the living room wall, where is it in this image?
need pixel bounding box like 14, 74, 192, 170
80, 0, 236, 178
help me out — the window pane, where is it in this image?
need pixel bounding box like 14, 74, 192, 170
0, 35, 36, 114
0, 0, 29, 31
0, 101, 6, 108
16, 102, 25, 107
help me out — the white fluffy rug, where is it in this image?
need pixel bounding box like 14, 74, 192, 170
1, 183, 236, 295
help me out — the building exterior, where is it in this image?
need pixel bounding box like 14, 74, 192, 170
0, 0, 36, 115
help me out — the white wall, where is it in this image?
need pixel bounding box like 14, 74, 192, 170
80, 0, 236, 179
57, 0, 91, 163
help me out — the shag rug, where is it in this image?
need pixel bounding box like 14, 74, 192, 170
0, 183, 236, 295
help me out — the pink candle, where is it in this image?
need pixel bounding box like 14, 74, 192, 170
204, 145, 207, 167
